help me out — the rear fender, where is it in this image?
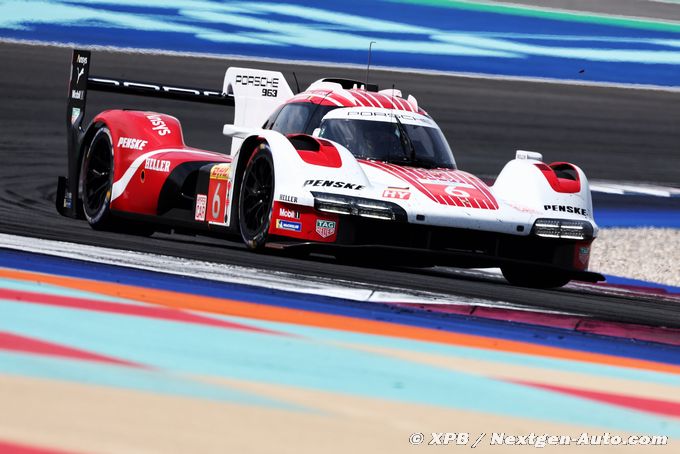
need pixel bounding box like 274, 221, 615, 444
88, 110, 229, 216
91, 109, 185, 172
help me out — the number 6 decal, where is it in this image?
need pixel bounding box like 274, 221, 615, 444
212, 182, 221, 219
207, 178, 229, 224
445, 182, 474, 198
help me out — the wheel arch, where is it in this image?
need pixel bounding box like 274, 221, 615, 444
229, 135, 268, 229
228, 130, 304, 227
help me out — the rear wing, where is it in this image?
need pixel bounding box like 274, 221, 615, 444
58, 49, 292, 218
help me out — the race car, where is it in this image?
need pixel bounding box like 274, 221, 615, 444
56, 49, 603, 288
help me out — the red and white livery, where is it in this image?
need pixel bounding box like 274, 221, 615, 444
57, 49, 602, 288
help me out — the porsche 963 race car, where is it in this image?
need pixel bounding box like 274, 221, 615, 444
56, 50, 603, 288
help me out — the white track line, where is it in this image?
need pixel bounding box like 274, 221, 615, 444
0, 233, 549, 312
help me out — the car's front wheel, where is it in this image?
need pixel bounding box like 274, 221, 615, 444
239, 143, 275, 250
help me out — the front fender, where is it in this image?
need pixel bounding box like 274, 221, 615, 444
493, 158, 597, 235
231, 129, 371, 209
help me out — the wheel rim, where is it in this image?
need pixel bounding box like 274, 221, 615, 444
241, 152, 273, 236
83, 133, 112, 218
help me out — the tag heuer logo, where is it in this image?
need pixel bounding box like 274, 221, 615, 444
316, 219, 336, 238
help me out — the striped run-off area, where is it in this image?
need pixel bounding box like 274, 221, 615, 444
0, 248, 678, 453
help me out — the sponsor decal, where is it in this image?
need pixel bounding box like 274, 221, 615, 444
280, 194, 298, 203
117, 136, 148, 151
276, 219, 301, 232
63, 190, 73, 209
144, 158, 170, 172
316, 219, 336, 238
206, 178, 230, 224
76, 66, 85, 84
346, 110, 434, 125
70, 107, 81, 125
194, 194, 207, 221
578, 246, 590, 266
383, 188, 410, 200
544, 204, 588, 216
279, 207, 300, 219
235, 74, 279, 88
146, 114, 171, 136
210, 163, 231, 180
76, 55, 88, 65
304, 180, 365, 190
71, 89, 84, 100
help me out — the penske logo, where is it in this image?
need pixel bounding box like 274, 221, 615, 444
544, 205, 588, 216
304, 180, 365, 190
117, 137, 148, 151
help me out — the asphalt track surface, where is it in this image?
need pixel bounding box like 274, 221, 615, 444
1, 42, 679, 329
498, 0, 680, 22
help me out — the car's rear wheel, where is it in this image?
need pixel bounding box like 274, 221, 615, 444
239, 144, 275, 250
501, 265, 571, 289
80, 127, 115, 230
80, 126, 154, 236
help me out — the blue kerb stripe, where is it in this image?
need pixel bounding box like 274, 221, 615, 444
1, 248, 679, 365
604, 274, 680, 295
595, 209, 680, 228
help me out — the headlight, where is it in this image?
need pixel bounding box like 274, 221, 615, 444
313, 194, 353, 215
312, 192, 406, 221
533, 218, 593, 240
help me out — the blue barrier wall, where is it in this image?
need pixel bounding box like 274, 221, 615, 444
1, 0, 680, 86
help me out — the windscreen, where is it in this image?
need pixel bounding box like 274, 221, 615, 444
318, 118, 456, 169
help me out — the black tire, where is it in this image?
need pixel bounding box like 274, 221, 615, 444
501, 265, 571, 289
238, 144, 275, 250
79, 126, 154, 236
80, 127, 115, 230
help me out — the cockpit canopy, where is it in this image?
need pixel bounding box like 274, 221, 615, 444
318, 107, 456, 169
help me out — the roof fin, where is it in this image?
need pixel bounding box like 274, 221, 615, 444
407, 94, 418, 110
